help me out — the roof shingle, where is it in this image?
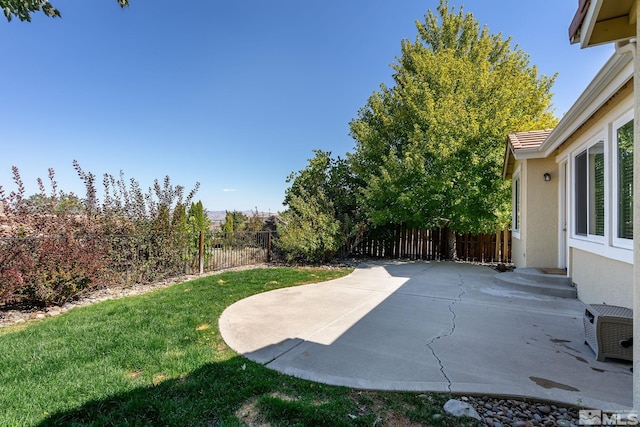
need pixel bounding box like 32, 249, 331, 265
506, 129, 553, 151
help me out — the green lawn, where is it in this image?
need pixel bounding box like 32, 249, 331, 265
0, 267, 462, 426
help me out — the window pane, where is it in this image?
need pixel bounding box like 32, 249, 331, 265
575, 150, 587, 236
618, 120, 633, 239
589, 142, 604, 236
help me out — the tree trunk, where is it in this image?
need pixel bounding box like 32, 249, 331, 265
447, 228, 458, 260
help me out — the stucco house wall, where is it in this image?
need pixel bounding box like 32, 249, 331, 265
509, 154, 558, 269
571, 248, 633, 307
523, 157, 558, 268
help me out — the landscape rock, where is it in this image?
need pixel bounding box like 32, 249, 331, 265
537, 405, 551, 414
459, 396, 579, 426
444, 399, 482, 420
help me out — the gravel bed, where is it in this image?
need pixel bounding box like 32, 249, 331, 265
458, 395, 580, 426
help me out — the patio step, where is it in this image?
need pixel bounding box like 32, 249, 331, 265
494, 267, 577, 298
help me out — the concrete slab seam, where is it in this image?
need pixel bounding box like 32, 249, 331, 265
424, 273, 466, 393
263, 339, 305, 366
304, 297, 388, 342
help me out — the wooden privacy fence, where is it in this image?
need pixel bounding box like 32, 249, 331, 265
351, 226, 511, 263
455, 230, 511, 263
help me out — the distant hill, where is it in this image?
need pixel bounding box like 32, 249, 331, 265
207, 210, 278, 223
207, 211, 228, 223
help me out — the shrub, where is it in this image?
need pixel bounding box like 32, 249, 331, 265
0, 238, 33, 304
23, 235, 108, 305
0, 163, 201, 306
276, 191, 341, 263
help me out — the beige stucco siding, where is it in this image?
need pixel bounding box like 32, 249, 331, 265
511, 157, 559, 268
571, 248, 633, 308
523, 158, 559, 267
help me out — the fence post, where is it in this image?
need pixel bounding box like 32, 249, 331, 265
198, 231, 204, 275
267, 231, 272, 262
502, 229, 509, 263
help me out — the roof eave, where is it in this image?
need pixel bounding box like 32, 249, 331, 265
511, 149, 549, 160
571, 0, 637, 47
539, 50, 633, 156
502, 144, 513, 179
569, 0, 591, 44
502, 146, 549, 179
578, 0, 604, 47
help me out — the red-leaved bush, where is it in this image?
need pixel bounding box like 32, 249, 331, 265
0, 162, 200, 307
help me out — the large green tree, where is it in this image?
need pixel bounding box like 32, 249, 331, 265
349, 0, 558, 236
2, 0, 129, 22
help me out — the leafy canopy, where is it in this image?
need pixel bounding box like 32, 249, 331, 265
2, 0, 129, 22
349, 0, 558, 233
279, 150, 361, 263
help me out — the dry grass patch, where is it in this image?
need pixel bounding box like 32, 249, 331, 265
349, 391, 425, 427
152, 373, 168, 386
235, 392, 329, 427
126, 371, 143, 380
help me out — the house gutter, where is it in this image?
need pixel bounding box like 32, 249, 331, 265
616, 38, 637, 56
510, 148, 548, 160
539, 51, 633, 157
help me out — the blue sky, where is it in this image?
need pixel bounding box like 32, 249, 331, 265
0, 0, 613, 213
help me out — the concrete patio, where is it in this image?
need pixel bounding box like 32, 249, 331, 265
219, 261, 633, 410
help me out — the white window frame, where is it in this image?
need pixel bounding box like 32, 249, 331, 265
571, 134, 606, 244
565, 117, 633, 265
512, 166, 521, 239
612, 110, 634, 249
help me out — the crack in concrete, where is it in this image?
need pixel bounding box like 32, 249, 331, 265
425, 273, 466, 393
